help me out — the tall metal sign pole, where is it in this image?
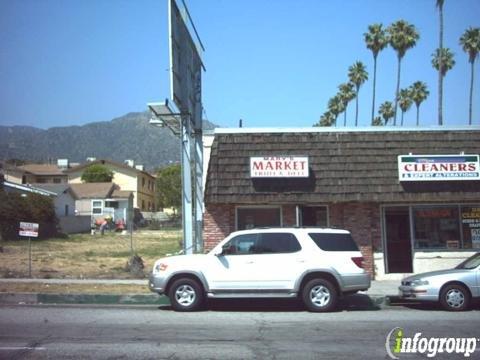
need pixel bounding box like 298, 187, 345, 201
149, 0, 204, 254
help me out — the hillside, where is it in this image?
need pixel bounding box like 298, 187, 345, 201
0, 112, 216, 170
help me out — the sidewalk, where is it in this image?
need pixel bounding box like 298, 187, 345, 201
0, 278, 400, 306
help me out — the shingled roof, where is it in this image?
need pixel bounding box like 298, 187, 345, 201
205, 128, 480, 204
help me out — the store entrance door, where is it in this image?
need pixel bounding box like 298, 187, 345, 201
385, 207, 413, 273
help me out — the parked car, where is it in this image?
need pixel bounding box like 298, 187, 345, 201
398, 252, 480, 311
149, 227, 370, 312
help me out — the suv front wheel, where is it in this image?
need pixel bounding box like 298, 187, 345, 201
168, 278, 204, 311
302, 278, 338, 312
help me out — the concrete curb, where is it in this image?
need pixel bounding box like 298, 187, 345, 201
0, 292, 396, 307
0, 293, 170, 306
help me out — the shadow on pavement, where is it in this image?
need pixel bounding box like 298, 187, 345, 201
388, 296, 480, 312
158, 294, 381, 312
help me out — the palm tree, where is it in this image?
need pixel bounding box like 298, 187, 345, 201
364, 24, 389, 125
436, 0, 445, 125
387, 20, 420, 125
328, 95, 346, 127
459, 27, 480, 125
398, 87, 413, 126
432, 48, 455, 125
348, 61, 368, 126
410, 81, 430, 126
338, 82, 356, 126
316, 111, 335, 127
378, 101, 395, 125
372, 116, 383, 126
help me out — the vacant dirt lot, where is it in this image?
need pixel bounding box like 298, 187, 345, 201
0, 229, 182, 280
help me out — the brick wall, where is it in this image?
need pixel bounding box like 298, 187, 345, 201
203, 204, 235, 251
329, 202, 381, 277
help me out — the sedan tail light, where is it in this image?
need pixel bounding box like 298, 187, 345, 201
351, 257, 364, 269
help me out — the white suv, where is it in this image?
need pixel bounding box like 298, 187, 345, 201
149, 228, 370, 312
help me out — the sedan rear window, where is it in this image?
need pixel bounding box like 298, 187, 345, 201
308, 233, 359, 251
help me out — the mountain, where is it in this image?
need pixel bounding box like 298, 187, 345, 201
0, 112, 216, 171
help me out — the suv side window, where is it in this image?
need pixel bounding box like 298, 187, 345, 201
223, 234, 258, 255
308, 232, 359, 251
256, 233, 301, 254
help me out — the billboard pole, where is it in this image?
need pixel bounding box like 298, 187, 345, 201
181, 114, 194, 254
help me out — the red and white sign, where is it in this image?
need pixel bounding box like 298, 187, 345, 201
19, 222, 39, 237
250, 156, 309, 178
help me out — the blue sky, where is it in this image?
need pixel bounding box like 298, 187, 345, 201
0, 0, 479, 129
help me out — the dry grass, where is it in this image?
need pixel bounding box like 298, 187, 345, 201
0, 282, 150, 294
0, 229, 182, 280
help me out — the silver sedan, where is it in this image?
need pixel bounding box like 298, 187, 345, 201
398, 253, 480, 311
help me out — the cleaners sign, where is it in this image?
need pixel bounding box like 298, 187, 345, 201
398, 155, 480, 181
250, 156, 309, 178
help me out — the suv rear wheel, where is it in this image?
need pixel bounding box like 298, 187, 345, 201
168, 278, 204, 312
302, 278, 337, 312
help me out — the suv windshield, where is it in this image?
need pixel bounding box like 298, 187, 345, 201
455, 253, 480, 270
308, 232, 359, 251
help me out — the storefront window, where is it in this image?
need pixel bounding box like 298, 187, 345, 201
236, 207, 281, 230
461, 206, 480, 249
413, 206, 460, 249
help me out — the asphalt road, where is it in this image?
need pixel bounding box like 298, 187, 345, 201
1, 297, 479, 360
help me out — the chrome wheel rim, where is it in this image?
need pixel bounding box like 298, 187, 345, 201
446, 289, 465, 308
310, 285, 331, 307
175, 285, 196, 307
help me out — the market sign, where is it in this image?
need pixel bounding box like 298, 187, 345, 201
19, 222, 39, 237
398, 154, 480, 181
250, 156, 309, 178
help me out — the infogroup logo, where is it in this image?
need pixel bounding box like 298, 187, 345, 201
385, 327, 478, 358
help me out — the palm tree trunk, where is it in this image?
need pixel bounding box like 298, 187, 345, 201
355, 89, 359, 126
416, 105, 420, 126
343, 107, 347, 127
401, 111, 404, 126
371, 56, 378, 125
469, 60, 475, 125
438, 4, 444, 125
394, 56, 402, 126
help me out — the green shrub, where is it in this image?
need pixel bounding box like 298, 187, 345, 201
0, 191, 59, 240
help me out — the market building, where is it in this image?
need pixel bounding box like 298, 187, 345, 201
203, 127, 480, 279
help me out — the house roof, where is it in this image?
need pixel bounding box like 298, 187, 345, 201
205, 128, 480, 204
32, 184, 77, 199
17, 164, 66, 176
111, 189, 133, 199
69, 183, 115, 199
2, 181, 57, 196
65, 159, 154, 178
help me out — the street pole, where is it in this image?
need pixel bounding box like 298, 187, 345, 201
181, 115, 194, 255
194, 131, 203, 253
28, 237, 32, 278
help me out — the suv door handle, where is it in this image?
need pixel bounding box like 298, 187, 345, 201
245, 261, 254, 264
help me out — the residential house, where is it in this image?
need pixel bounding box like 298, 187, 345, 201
66, 159, 156, 212
69, 182, 132, 226
2, 160, 70, 184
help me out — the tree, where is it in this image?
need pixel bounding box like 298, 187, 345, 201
364, 23, 389, 125
436, 0, 445, 125
315, 111, 335, 127
327, 94, 346, 127
459, 27, 480, 125
81, 164, 114, 183
156, 164, 181, 214
378, 101, 395, 126
398, 87, 413, 126
338, 82, 356, 126
410, 81, 430, 126
348, 61, 369, 126
431, 48, 455, 125
372, 116, 383, 126
388, 20, 420, 125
